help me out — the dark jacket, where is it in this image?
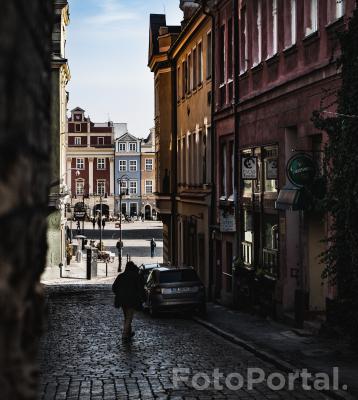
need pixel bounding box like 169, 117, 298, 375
112, 264, 145, 309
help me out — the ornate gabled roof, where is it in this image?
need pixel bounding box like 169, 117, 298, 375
116, 132, 140, 142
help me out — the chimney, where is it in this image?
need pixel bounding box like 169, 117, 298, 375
180, 0, 200, 22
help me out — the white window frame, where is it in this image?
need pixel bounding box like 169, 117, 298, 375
305, 0, 318, 36
97, 137, 104, 145
97, 180, 106, 196
119, 160, 127, 172
145, 180, 153, 194
129, 142, 137, 152
76, 179, 84, 196
118, 142, 126, 152
119, 180, 128, 195
74, 137, 81, 145
97, 158, 105, 170
129, 180, 138, 195
145, 159, 153, 171
129, 160, 137, 172
76, 158, 84, 170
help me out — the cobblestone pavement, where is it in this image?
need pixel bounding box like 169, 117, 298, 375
38, 285, 331, 400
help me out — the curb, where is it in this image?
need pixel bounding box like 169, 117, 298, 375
193, 316, 355, 400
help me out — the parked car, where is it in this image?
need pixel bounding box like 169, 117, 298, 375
139, 263, 162, 283
144, 267, 206, 317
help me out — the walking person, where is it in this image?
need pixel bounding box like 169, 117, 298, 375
92, 218, 96, 230
112, 261, 145, 341
102, 218, 106, 230
116, 239, 124, 271
150, 238, 156, 258
97, 217, 101, 229
76, 220, 81, 235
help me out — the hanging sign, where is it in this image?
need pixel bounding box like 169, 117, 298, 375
74, 202, 86, 221
266, 158, 278, 180
241, 156, 258, 180
220, 209, 236, 233
286, 153, 316, 187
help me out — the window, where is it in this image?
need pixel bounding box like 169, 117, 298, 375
97, 137, 104, 145
328, 0, 344, 22
193, 47, 197, 89
119, 160, 127, 172
75, 124, 81, 133
206, 31, 212, 79
221, 143, 227, 197
253, 2, 262, 65
145, 180, 153, 194
76, 158, 84, 170
129, 160, 137, 171
97, 158, 105, 170
129, 142, 137, 152
74, 137, 81, 145
219, 25, 226, 84
145, 159, 153, 171
182, 60, 187, 98
130, 203, 138, 216
228, 18, 233, 78
267, 0, 278, 57
129, 180, 137, 194
188, 53, 192, 92
177, 66, 181, 101
118, 142, 126, 152
240, 6, 248, 73
305, 0, 318, 36
97, 180, 106, 196
198, 42, 203, 84
76, 180, 84, 195
119, 180, 128, 195
284, 0, 297, 48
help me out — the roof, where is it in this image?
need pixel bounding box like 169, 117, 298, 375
116, 132, 140, 142
71, 107, 85, 112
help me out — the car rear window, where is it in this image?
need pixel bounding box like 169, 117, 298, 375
159, 270, 199, 283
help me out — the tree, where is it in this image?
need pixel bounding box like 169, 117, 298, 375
313, 2, 358, 347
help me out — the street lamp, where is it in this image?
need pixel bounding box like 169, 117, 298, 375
117, 174, 129, 272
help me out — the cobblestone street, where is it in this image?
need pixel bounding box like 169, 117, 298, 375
39, 286, 332, 400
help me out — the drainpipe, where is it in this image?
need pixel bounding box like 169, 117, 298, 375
203, 2, 216, 301
233, 0, 241, 308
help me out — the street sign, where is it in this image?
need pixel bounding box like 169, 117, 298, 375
266, 158, 278, 180
220, 209, 236, 232
286, 153, 316, 187
241, 156, 258, 179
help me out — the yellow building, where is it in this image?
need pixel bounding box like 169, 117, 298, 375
148, 2, 213, 289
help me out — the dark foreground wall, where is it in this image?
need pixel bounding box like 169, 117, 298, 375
0, 1, 52, 398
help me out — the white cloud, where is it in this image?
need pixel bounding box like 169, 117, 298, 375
83, 0, 139, 25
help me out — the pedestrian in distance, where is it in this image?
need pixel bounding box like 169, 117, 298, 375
102, 218, 106, 230
150, 238, 156, 258
92, 218, 96, 230
97, 218, 101, 229
76, 220, 81, 234
112, 261, 145, 341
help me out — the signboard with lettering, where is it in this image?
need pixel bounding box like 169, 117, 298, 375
74, 202, 86, 221
266, 158, 278, 180
241, 156, 258, 180
220, 209, 236, 233
286, 154, 316, 187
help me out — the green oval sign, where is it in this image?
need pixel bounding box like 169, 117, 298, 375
287, 154, 316, 187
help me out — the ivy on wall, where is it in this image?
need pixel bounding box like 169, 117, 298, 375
313, 2, 358, 347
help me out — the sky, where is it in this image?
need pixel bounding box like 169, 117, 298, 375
66, 0, 183, 138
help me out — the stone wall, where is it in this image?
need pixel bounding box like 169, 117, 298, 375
0, 1, 53, 398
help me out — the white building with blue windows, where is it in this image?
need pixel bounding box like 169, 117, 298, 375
114, 126, 142, 217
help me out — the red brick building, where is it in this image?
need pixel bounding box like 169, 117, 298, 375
212, 0, 356, 320
66, 107, 115, 218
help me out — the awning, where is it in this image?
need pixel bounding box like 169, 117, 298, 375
275, 183, 305, 211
